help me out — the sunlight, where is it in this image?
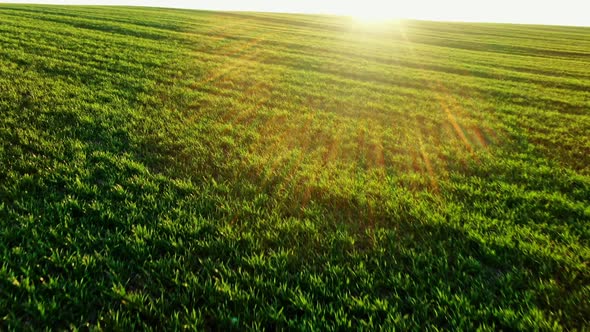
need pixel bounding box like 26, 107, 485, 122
352, 10, 396, 23
345, 0, 403, 23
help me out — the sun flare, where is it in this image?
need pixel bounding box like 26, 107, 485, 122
346, 1, 402, 23
352, 8, 397, 23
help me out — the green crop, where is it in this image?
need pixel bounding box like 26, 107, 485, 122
0, 4, 589, 330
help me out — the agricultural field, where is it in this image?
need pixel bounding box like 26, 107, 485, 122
0, 4, 589, 330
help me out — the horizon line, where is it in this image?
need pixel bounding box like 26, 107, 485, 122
2, 2, 590, 28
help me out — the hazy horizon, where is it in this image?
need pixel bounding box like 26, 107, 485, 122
3, 0, 590, 27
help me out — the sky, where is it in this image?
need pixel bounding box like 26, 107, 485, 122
4, 0, 590, 27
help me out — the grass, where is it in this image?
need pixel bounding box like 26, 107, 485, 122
0, 4, 589, 330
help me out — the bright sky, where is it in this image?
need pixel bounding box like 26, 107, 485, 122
5, 0, 590, 27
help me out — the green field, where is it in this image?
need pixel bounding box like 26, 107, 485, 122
0, 4, 589, 330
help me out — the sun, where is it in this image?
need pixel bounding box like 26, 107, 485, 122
352, 7, 398, 23
342, 0, 403, 23
352, 11, 393, 23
